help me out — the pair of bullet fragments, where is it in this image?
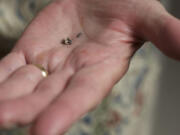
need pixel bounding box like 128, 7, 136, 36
61, 32, 82, 46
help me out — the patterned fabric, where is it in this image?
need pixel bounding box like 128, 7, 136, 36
0, 0, 50, 38
0, 0, 161, 135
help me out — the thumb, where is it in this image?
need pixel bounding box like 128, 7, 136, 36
140, 0, 180, 60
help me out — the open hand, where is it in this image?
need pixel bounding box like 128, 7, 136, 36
0, 0, 179, 135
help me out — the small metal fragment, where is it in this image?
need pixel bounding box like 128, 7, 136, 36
76, 32, 82, 38
61, 38, 72, 45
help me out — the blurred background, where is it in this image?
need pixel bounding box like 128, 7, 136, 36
151, 0, 180, 135
0, 0, 179, 135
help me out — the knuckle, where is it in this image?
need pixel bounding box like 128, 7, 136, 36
21, 65, 42, 75
12, 65, 43, 81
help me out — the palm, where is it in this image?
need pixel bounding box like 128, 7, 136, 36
0, 0, 172, 135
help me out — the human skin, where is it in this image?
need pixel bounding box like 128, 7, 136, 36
0, 0, 179, 135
